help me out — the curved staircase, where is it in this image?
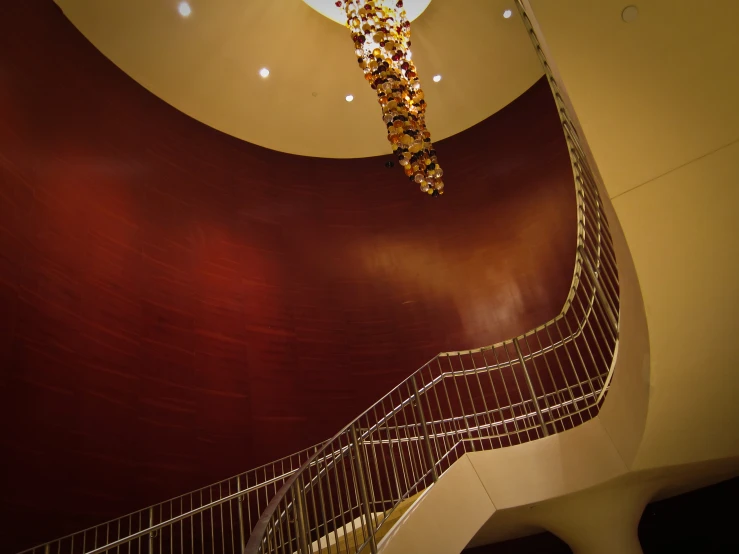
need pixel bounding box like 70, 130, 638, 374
18, 2, 622, 554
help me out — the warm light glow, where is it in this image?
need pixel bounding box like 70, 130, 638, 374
178, 2, 192, 17
503, 9, 513, 19
433, 74, 442, 83
259, 68, 270, 78
345, 95, 354, 102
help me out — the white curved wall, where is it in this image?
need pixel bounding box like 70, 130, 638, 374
375, 0, 739, 551
529, 0, 739, 469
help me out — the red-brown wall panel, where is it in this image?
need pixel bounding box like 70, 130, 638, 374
0, 1, 574, 549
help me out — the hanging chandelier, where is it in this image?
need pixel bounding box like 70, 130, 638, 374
336, 0, 445, 196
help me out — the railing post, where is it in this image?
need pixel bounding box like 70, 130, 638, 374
148, 507, 155, 554
237, 476, 246, 554
293, 477, 311, 554
579, 245, 619, 335
350, 424, 378, 553
513, 337, 549, 437
411, 375, 438, 483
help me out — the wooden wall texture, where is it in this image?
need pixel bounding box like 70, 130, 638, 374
0, 1, 575, 549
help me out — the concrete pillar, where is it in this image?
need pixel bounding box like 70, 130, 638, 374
550, 512, 643, 554
532, 484, 649, 554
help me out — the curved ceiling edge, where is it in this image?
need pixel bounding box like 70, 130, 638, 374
54, 0, 543, 158
302, 0, 433, 26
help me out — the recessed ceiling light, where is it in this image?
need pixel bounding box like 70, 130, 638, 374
503, 9, 513, 19
621, 5, 639, 22
433, 74, 442, 83
259, 68, 270, 78
178, 2, 191, 17
345, 95, 354, 102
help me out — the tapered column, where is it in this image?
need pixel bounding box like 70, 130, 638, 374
554, 518, 642, 554
536, 485, 648, 554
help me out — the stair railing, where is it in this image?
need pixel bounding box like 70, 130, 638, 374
245, 2, 619, 552
19, 2, 619, 553
18, 446, 321, 554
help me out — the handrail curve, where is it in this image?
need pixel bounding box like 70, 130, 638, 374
244, 3, 620, 554
18, 2, 619, 554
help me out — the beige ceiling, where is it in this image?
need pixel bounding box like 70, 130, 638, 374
527, 0, 739, 468
53, 0, 543, 158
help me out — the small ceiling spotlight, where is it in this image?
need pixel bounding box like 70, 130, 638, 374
432, 74, 442, 83
259, 68, 270, 78
345, 95, 354, 102
178, 2, 192, 17
621, 5, 639, 22
503, 9, 513, 19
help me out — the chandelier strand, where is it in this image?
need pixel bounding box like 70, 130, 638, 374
337, 0, 445, 196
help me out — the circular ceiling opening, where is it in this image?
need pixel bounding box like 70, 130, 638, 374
302, 0, 433, 25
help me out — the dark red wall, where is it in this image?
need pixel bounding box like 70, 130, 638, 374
0, 1, 574, 550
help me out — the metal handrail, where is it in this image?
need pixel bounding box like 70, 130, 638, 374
244, 2, 619, 552
18, 445, 323, 554
18, 308, 606, 554
19, 3, 619, 554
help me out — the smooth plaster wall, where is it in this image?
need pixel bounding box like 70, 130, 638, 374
529, 0, 739, 468
372, 1, 739, 551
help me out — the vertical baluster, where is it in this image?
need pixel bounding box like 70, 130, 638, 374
328, 439, 351, 554
374, 400, 402, 507
424, 363, 454, 465
401, 383, 423, 488
282, 492, 293, 554
350, 424, 377, 553
383, 394, 407, 496
513, 337, 549, 436
226, 481, 235, 554
237, 476, 246, 554
148, 508, 154, 554
522, 334, 554, 429
313, 448, 331, 554
461, 352, 495, 451
306, 457, 323, 554
456, 353, 484, 450
489, 345, 522, 443
410, 375, 438, 482
553, 317, 595, 418
199, 491, 205, 554
479, 347, 507, 448
274, 463, 288, 554
318, 446, 341, 554
579, 246, 618, 336
571, 281, 612, 389
293, 477, 310, 554
359, 415, 380, 530
443, 356, 477, 451
435, 357, 464, 452
338, 433, 361, 553
531, 329, 572, 431
501, 341, 537, 442
179, 497, 184, 554
417, 365, 445, 469
543, 321, 583, 426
